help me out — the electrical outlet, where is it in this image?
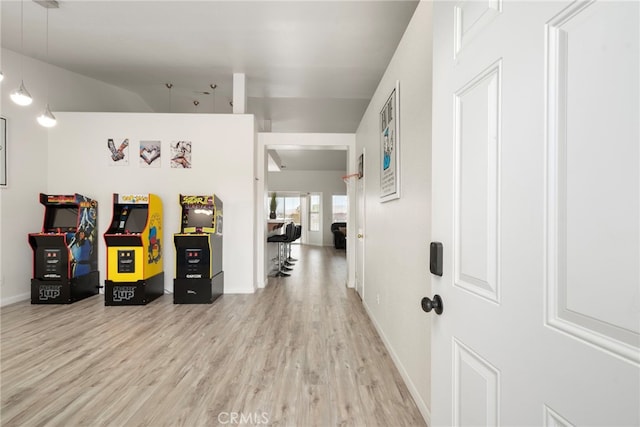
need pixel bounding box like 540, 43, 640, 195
376, 294, 380, 304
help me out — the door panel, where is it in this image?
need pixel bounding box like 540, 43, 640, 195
454, 60, 501, 303
545, 0, 639, 363
543, 405, 574, 427
454, 0, 502, 59
453, 338, 500, 426
431, 1, 639, 426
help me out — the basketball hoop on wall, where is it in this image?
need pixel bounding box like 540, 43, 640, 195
342, 173, 360, 184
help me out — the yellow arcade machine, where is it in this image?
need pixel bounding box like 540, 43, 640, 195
103, 193, 164, 305
28, 193, 100, 304
173, 194, 223, 304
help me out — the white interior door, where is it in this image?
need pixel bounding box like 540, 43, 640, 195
355, 152, 366, 299
430, 1, 639, 426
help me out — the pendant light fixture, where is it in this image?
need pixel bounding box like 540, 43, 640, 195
210, 84, 217, 112
11, 81, 33, 106
37, 4, 56, 127
37, 104, 56, 128
10, 0, 33, 106
165, 83, 173, 112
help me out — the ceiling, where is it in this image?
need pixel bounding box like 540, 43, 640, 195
268, 148, 347, 172
1, 0, 419, 134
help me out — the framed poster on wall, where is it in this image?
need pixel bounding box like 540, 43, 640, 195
107, 138, 130, 166
140, 140, 161, 168
1, 117, 7, 187
380, 81, 400, 202
170, 140, 192, 168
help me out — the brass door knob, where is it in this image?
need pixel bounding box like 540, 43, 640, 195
357, 233, 363, 238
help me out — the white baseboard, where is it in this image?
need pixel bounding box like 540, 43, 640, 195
1, 292, 30, 307
362, 300, 432, 426
224, 288, 255, 294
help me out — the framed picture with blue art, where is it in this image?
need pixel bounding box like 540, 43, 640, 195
380, 80, 400, 202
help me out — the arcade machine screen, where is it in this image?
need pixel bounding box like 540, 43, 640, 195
124, 207, 148, 233
186, 207, 213, 229
48, 207, 78, 232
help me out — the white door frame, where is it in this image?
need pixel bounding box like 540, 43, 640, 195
355, 147, 366, 299
255, 133, 357, 289
300, 194, 309, 245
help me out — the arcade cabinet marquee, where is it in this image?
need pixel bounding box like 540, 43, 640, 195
28, 193, 100, 304
103, 193, 164, 305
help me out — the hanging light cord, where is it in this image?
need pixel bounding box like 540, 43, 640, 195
20, 0, 24, 78
45, 6, 49, 101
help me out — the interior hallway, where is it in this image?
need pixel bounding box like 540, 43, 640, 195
1, 245, 426, 426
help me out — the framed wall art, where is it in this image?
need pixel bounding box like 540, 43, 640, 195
380, 81, 400, 202
170, 140, 192, 168
140, 140, 161, 168
107, 138, 130, 166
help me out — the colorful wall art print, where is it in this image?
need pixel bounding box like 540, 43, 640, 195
107, 138, 130, 166
170, 140, 192, 169
139, 140, 161, 168
380, 81, 400, 202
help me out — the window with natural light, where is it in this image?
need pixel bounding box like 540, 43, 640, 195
332, 195, 347, 223
309, 194, 320, 231
275, 196, 301, 223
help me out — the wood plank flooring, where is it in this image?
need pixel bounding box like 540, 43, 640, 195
1, 245, 426, 426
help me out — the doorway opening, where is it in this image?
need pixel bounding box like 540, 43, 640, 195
257, 138, 355, 290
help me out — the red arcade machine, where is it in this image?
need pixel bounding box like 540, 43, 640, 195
28, 193, 100, 304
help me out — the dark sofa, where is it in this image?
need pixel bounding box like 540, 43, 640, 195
330, 222, 347, 249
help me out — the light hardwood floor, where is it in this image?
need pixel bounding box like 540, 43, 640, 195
1, 245, 426, 427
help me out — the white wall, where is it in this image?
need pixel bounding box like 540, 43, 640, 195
0, 49, 152, 306
1, 49, 153, 114
256, 133, 356, 289
45, 113, 255, 295
268, 170, 346, 247
354, 1, 433, 423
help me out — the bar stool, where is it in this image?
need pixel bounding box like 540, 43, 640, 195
267, 222, 295, 277
287, 225, 302, 262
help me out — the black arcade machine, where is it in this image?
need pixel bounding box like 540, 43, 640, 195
28, 193, 100, 304
173, 194, 223, 304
